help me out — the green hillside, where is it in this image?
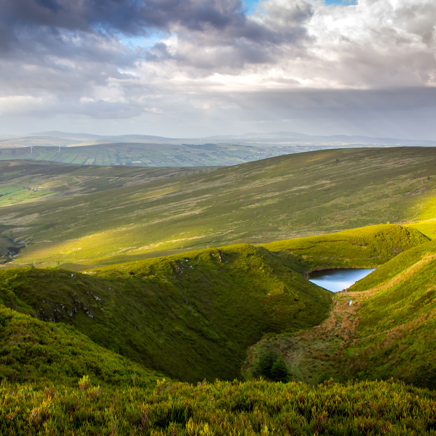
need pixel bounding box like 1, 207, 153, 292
345, 239, 436, 387
262, 224, 429, 272
245, 238, 436, 389
0, 160, 212, 207
1, 147, 436, 268
0, 244, 332, 382
0, 307, 162, 387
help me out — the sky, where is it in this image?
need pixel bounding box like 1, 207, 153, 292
1, 0, 436, 139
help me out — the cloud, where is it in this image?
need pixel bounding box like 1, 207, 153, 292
1, 0, 248, 35
1, 0, 436, 138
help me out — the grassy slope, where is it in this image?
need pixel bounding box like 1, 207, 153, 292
0, 160, 212, 206
0, 307, 162, 387
1, 378, 435, 435
1, 147, 436, 268
262, 224, 429, 272
344, 239, 436, 387
245, 239, 436, 389
0, 161, 213, 264
0, 244, 332, 383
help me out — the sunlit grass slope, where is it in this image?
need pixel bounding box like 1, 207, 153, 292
245, 239, 436, 389
0, 160, 212, 207
0, 244, 332, 382
0, 307, 162, 387
262, 224, 429, 272
2, 147, 436, 268
344, 239, 436, 387
1, 378, 436, 435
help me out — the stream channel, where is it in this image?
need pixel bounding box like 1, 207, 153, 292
309, 268, 376, 293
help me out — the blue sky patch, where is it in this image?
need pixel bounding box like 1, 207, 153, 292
243, 0, 357, 14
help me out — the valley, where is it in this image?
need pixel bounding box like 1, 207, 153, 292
1, 146, 436, 433
1, 147, 436, 269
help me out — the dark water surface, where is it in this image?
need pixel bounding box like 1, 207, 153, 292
309, 268, 376, 293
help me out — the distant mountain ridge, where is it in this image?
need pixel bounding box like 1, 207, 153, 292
1, 130, 435, 148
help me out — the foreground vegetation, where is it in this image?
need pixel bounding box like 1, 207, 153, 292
1, 378, 436, 435
0, 307, 162, 387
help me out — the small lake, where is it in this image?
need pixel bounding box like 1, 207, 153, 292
309, 268, 376, 293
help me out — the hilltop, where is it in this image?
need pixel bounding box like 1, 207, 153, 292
1, 147, 436, 268
1, 230, 436, 433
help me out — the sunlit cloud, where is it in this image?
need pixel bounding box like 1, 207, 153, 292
1, 0, 436, 138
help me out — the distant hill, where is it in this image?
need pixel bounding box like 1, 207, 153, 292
1, 130, 435, 168
0, 141, 310, 167
1, 147, 435, 268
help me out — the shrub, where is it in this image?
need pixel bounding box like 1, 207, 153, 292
257, 350, 290, 382
270, 357, 290, 382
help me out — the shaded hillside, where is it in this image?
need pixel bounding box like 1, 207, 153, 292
262, 224, 429, 272
0, 307, 162, 387
245, 239, 436, 389
1, 147, 436, 268
0, 245, 332, 382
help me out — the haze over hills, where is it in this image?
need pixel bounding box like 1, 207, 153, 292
1, 131, 436, 168
4, 130, 436, 146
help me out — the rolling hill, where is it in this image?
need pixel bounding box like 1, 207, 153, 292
0, 223, 436, 433
1, 147, 436, 269
1, 144, 436, 432
0, 244, 332, 382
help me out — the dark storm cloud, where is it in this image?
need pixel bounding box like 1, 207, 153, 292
0, 0, 313, 53
1, 0, 246, 35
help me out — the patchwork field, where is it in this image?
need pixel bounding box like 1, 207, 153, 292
0, 142, 311, 168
